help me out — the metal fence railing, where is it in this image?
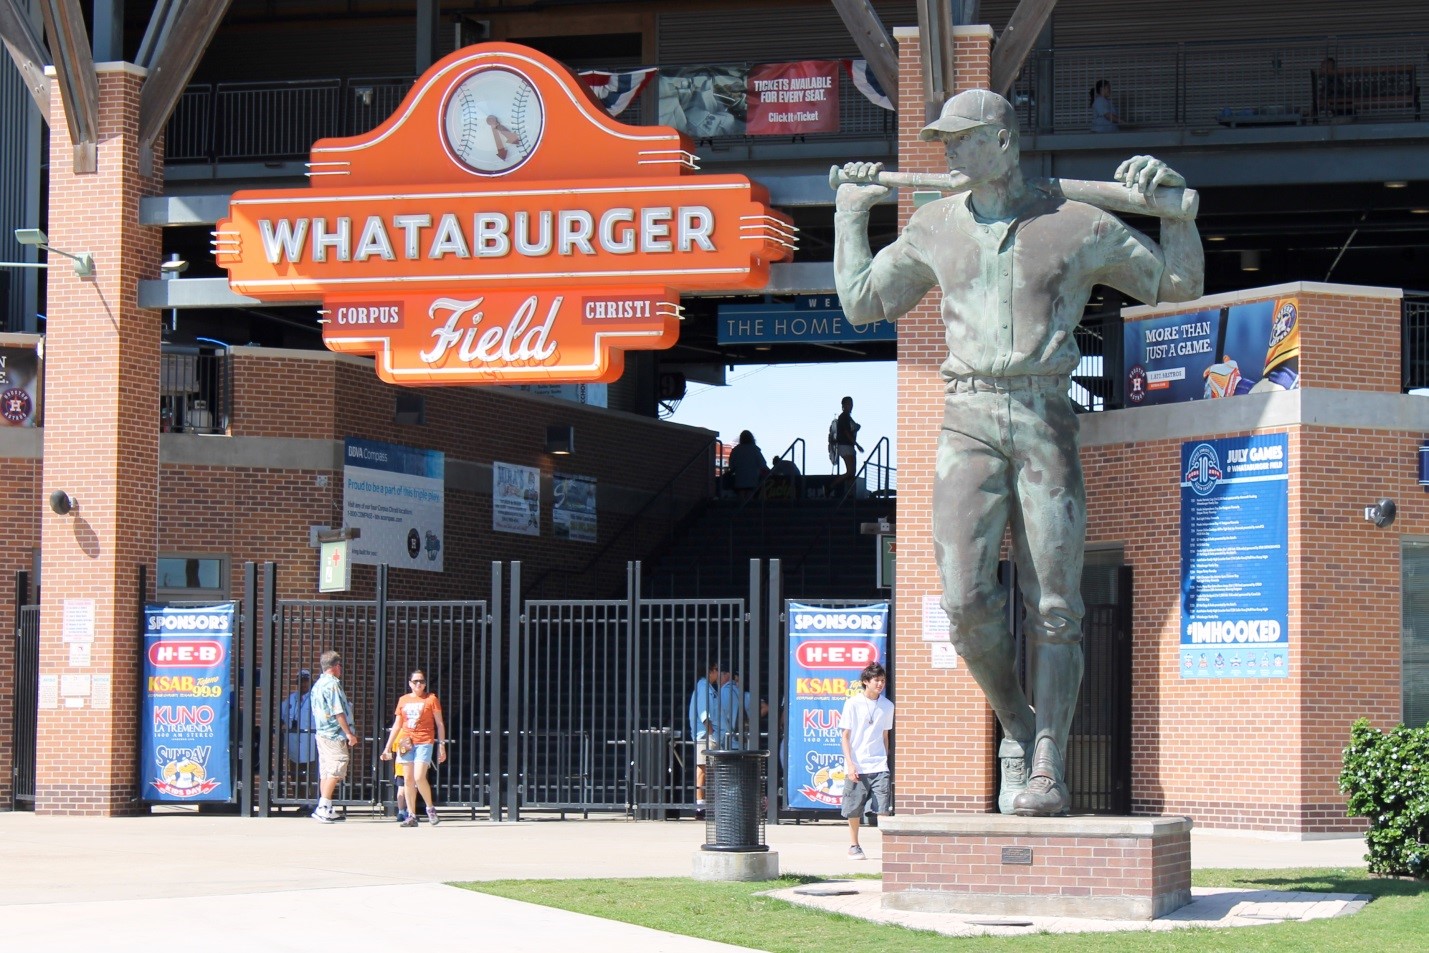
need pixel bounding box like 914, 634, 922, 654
12, 581, 39, 810
1403, 297, 1429, 391
160, 344, 231, 434
1014, 32, 1427, 134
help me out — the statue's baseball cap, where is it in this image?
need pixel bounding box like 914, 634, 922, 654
919, 89, 1017, 141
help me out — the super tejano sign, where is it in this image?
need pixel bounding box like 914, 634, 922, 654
217, 44, 796, 384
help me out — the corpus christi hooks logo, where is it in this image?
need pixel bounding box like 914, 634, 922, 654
441, 66, 544, 175
1184, 443, 1222, 496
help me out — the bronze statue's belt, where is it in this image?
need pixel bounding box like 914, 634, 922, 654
945, 375, 1064, 395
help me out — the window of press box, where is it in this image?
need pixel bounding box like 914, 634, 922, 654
157, 556, 229, 599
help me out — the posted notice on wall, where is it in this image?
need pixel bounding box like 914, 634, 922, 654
553, 473, 596, 542
343, 437, 445, 571
1180, 434, 1289, 679
784, 602, 888, 812
493, 461, 540, 536
141, 603, 236, 802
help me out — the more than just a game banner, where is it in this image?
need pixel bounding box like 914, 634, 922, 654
1180, 434, 1290, 680
141, 603, 236, 802
343, 437, 445, 570
784, 602, 888, 811
1123, 297, 1301, 407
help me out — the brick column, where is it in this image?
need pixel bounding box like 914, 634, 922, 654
890, 26, 998, 812
36, 64, 163, 814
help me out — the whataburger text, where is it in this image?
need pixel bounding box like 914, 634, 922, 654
257, 205, 717, 264
220, 178, 783, 299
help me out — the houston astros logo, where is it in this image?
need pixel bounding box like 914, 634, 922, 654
441, 67, 544, 174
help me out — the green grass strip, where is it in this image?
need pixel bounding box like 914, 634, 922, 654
457, 867, 1427, 953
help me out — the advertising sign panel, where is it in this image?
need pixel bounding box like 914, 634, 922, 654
746, 60, 840, 135
784, 602, 888, 811
553, 472, 597, 542
343, 438, 445, 570
218, 44, 795, 386
0, 344, 42, 427
1179, 434, 1290, 679
1124, 296, 1301, 406
494, 461, 540, 536
141, 603, 236, 802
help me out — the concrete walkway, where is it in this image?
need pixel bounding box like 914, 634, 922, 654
0, 810, 1370, 952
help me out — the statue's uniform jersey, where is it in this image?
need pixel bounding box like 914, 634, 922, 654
837, 191, 1164, 384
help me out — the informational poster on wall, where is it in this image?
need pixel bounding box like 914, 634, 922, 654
493, 461, 541, 536
140, 603, 236, 802
1179, 433, 1290, 679
784, 602, 888, 811
0, 344, 42, 427
746, 60, 840, 134
553, 473, 597, 542
343, 437, 445, 571
1124, 297, 1301, 406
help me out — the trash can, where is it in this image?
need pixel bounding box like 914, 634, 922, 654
702, 749, 768, 852
633, 728, 674, 820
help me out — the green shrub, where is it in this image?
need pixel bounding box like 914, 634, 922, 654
1340, 717, 1428, 878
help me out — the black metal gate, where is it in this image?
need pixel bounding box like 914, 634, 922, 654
258, 563, 499, 817
12, 572, 38, 810
503, 561, 758, 820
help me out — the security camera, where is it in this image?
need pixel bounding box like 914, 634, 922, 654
49, 489, 75, 515
1364, 498, 1397, 528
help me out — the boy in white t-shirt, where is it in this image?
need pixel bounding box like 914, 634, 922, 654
839, 661, 893, 859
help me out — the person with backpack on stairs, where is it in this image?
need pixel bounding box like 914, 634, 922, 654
829, 396, 863, 497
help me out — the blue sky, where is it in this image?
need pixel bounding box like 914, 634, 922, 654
666, 361, 897, 475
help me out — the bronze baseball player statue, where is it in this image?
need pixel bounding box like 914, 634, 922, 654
833, 89, 1204, 815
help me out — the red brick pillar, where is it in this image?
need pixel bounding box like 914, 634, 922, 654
36, 64, 163, 814
890, 25, 997, 812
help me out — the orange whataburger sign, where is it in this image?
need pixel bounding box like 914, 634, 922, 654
216, 43, 797, 384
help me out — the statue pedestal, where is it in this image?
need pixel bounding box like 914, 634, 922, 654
880, 814, 1192, 920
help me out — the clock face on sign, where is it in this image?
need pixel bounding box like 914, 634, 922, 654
441, 67, 545, 174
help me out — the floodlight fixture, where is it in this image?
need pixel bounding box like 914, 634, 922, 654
12, 228, 94, 277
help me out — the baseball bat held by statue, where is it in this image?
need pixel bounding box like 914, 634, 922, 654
828, 165, 1199, 222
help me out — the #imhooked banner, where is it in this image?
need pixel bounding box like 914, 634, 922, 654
1180, 434, 1290, 679
784, 602, 888, 811
141, 603, 236, 802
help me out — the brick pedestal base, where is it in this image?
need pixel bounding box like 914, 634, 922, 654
881, 814, 1192, 920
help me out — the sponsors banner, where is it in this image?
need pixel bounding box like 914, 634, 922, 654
1180, 434, 1290, 679
553, 473, 597, 542
659, 65, 748, 138
746, 60, 840, 134
784, 602, 888, 811
494, 461, 540, 535
141, 603, 236, 802
1124, 297, 1301, 406
0, 344, 42, 427
343, 438, 445, 570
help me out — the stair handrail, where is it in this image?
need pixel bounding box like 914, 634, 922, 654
522, 436, 719, 597
782, 436, 895, 587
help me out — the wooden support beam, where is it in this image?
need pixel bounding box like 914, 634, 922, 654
989, 0, 1058, 97
829, 0, 898, 110
138, 0, 232, 174
0, 0, 51, 120
39, 0, 98, 172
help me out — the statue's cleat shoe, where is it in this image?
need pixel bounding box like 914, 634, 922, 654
1011, 774, 1070, 816
997, 736, 1030, 815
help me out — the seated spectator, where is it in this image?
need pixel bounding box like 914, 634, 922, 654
1089, 79, 1120, 132
768, 455, 802, 500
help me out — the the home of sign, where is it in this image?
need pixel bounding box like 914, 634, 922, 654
216, 43, 797, 384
